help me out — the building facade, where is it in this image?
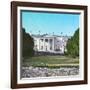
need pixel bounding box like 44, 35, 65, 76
32, 34, 70, 54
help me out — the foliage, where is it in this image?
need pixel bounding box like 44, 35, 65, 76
22, 28, 34, 57
66, 28, 79, 57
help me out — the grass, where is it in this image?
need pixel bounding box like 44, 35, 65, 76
22, 55, 79, 68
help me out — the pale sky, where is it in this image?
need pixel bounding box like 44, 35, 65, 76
22, 11, 80, 36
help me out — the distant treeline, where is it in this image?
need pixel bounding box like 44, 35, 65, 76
22, 28, 34, 58
66, 28, 79, 57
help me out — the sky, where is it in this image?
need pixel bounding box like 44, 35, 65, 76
21, 11, 80, 36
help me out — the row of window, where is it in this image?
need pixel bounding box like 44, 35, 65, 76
35, 39, 67, 44
35, 45, 65, 51
34, 39, 53, 45
35, 45, 53, 50
41, 46, 52, 50
40, 39, 53, 42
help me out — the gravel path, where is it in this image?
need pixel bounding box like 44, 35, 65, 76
21, 66, 79, 78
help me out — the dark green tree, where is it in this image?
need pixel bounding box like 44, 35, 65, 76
22, 28, 34, 57
66, 28, 79, 57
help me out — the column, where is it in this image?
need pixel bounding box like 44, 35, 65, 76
49, 38, 50, 51
39, 38, 40, 51
43, 38, 45, 51
52, 37, 54, 51
48, 38, 50, 51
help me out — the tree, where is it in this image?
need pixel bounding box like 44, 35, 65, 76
66, 28, 79, 57
22, 28, 34, 57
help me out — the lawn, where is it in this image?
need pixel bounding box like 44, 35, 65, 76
22, 55, 79, 68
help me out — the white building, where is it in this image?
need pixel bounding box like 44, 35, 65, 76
32, 34, 70, 54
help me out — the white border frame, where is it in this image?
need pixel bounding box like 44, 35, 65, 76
17, 7, 84, 84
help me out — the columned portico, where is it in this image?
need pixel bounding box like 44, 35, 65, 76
32, 34, 70, 54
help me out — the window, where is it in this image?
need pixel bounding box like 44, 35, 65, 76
35, 45, 38, 51
46, 46, 47, 51
45, 39, 48, 42
41, 46, 43, 50
50, 39, 52, 42
50, 46, 52, 50
41, 39, 43, 42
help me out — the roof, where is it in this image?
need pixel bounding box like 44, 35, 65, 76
31, 34, 71, 39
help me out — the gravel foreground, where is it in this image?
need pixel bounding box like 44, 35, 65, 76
21, 66, 79, 78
